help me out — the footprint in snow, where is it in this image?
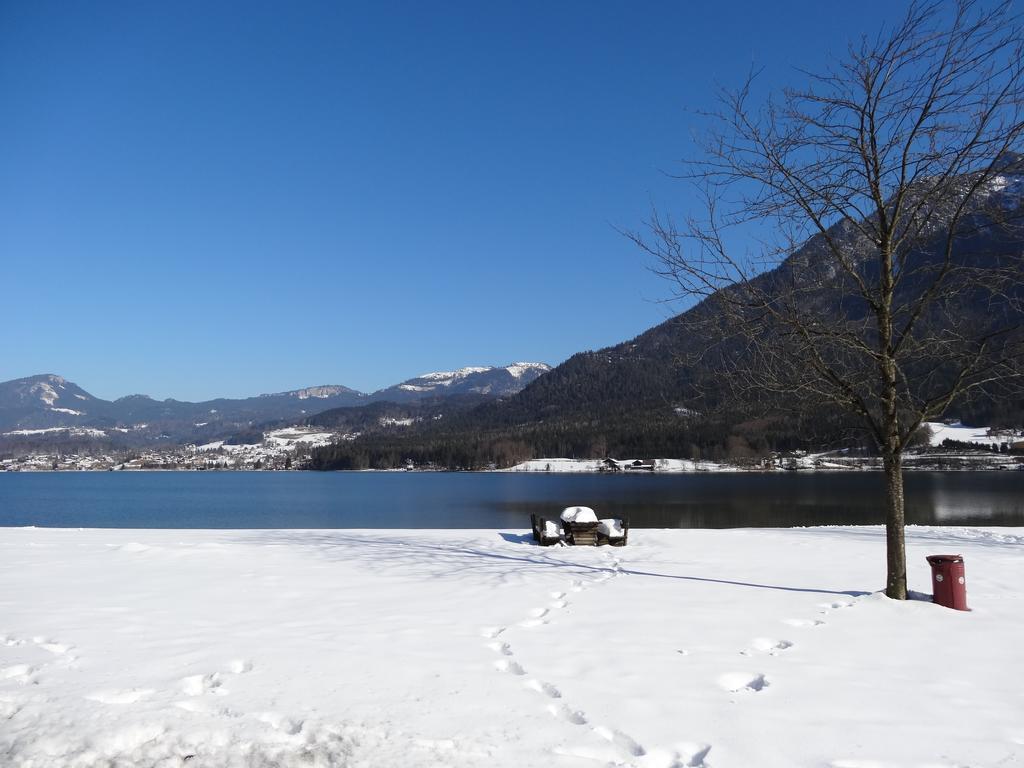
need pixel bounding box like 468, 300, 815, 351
0, 664, 36, 682
181, 672, 228, 696
524, 679, 561, 698
226, 659, 254, 675
783, 618, 826, 628
276, 716, 304, 735
528, 607, 549, 619
718, 672, 769, 693
486, 641, 513, 656
35, 640, 73, 656
550, 600, 568, 610
642, 743, 713, 768
480, 626, 505, 639
592, 725, 646, 757
493, 659, 526, 676
818, 600, 854, 614
518, 618, 549, 628
547, 702, 588, 725
254, 711, 305, 734
86, 688, 154, 705
550, 591, 566, 600
749, 638, 794, 655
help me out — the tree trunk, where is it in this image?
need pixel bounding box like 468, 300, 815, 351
882, 451, 908, 599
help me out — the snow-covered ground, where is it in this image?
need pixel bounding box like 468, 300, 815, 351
262, 428, 338, 449
505, 458, 735, 473
923, 421, 1023, 447
198, 428, 338, 454
1, 526, 1021, 767
2, 426, 108, 439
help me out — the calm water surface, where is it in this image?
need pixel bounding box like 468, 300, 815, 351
1, 471, 1023, 528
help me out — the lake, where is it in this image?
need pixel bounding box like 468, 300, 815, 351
1, 470, 1023, 528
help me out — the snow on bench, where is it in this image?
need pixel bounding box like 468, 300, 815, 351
560, 506, 600, 545
598, 518, 625, 539
560, 506, 598, 523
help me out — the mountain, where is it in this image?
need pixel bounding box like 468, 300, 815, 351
0, 364, 550, 449
0, 375, 106, 430
0, 376, 368, 438
295, 363, 553, 442
372, 363, 551, 402
493, 158, 1024, 428
310, 158, 1024, 469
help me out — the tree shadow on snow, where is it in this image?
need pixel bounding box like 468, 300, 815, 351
794, 525, 1024, 552
498, 532, 534, 544
619, 566, 870, 597
239, 530, 867, 596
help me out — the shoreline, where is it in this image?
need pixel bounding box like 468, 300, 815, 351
2, 462, 1021, 474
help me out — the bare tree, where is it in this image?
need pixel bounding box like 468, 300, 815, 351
631, 0, 1024, 598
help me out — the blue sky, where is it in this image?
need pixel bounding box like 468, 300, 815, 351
1, 1, 906, 401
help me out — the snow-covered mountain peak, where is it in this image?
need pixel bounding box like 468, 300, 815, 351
255, 385, 360, 401
15, 374, 76, 407
985, 172, 1024, 202
976, 153, 1024, 205
30, 381, 61, 406
505, 362, 552, 378
376, 363, 550, 401
0, 375, 101, 429
414, 363, 550, 385
284, 385, 358, 400
416, 367, 492, 384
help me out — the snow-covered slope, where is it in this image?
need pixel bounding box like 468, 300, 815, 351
0, 374, 98, 412
923, 421, 1024, 447
266, 385, 360, 401
374, 362, 551, 402
981, 169, 1024, 205
0, 375, 103, 430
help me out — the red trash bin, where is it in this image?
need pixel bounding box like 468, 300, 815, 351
926, 554, 968, 611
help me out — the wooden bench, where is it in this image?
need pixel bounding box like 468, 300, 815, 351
533, 508, 628, 547
562, 520, 600, 546
596, 517, 629, 546
530, 513, 561, 546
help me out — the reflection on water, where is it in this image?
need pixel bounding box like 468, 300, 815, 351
498, 472, 1024, 528
912, 472, 1024, 523
0, 470, 1022, 529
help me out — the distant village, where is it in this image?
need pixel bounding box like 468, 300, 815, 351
0, 427, 339, 472
2, 443, 298, 473
3, 424, 1022, 473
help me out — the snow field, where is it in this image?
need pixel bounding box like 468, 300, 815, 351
0, 526, 1021, 767
924, 421, 1023, 447
505, 458, 736, 473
